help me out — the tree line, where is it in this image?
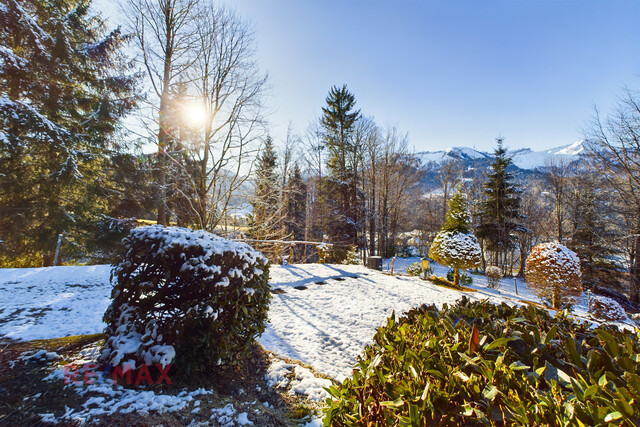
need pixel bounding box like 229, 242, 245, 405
250, 85, 422, 262
0, 0, 638, 303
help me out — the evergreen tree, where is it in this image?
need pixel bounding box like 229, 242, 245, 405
283, 164, 307, 241
0, 0, 137, 266
104, 152, 156, 219
429, 186, 482, 287
476, 138, 526, 271
566, 172, 622, 289
250, 137, 280, 240
320, 84, 361, 258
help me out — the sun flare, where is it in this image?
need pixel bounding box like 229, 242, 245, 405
181, 102, 208, 128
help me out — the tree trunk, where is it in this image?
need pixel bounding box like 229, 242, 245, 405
631, 232, 640, 304
454, 267, 460, 288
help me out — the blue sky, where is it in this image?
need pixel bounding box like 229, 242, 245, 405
231, 0, 640, 152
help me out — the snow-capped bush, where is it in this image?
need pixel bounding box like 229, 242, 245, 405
429, 232, 481, 285
428, 186, 481, 288
101, 226, 270, 375
591, 295, 628, 322
406, 262, 423, 277
525, 242, 582, 309
340, 245, 359, 265
485, 265, 503, 288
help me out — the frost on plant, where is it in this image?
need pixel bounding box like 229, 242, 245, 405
525, 242, 582, 309
428, 186, 481, 287
101, 225, 270, 375
485, 265, 503, 288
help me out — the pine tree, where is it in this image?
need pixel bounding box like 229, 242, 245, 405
0, 0, 137, 266
320, 84, 361, 259
250, 137, 280, 240
476, 138, 526, 271
283, 164, 307, 241
566, 172, 622, 289
429, 186, 482, 287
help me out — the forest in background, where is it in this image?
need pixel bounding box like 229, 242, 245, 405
0, 0, 639, 303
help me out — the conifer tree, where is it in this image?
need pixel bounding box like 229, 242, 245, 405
283, 164, 307, 241
320, 84, 361, 259
0, 0, 137, 265
429, 186, 482, 287
250, 137, 280, 240
566, 172, 621, 289
476, 138, 526, 271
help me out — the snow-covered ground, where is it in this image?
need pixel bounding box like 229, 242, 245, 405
0, 265, 112, 340
0, 259, 592, 381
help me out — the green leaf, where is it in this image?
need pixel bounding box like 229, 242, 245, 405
482, 385, 499, 402
597, 329, 619, 358
485, 337, 514, 351
455, 371, 470, 382
604, 411, 623, 422
409, 365, 418, 379
420, 381, 430, 401
381, 398, 405, 408
614, 399, 634, 417
543, 325, 557, 345
563, 337, 585, 369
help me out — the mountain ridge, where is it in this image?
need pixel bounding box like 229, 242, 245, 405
416, 140, 587, 171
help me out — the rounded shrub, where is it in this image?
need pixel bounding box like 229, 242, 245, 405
100, 225, 270, 375
591, 295, 628, 322
485, 265, 503, 288
325, 297, 640, 426
406, 261, 423, 277
526, 242, 582, 309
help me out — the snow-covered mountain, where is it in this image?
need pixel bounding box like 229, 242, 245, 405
416, 140, 587, 171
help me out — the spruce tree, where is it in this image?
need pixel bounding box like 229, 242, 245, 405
320, 85, 361, 259
283, 164, 307, 241
476, 138, 526, 271
250, 137, 280, 240
0, 0, 137, 266
566, 172, 621, 289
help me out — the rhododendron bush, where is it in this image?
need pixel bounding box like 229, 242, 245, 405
101, 226, 270, 376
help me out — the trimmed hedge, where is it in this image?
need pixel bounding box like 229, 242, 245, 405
325, 297, 640, 426
101, 225, 270, 376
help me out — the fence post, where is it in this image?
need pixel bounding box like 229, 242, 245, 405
53, 234, 63, 266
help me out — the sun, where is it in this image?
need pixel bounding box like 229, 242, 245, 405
181, 102, 208, 128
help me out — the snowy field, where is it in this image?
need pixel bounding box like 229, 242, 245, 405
0, 259, 592, 381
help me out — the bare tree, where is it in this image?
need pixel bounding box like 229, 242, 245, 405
359, 118, 382, 256
587, 88, 640, 302
174, 3, 267, 231
127, 0, 201, 225
376, 126, 421, 256
301, 121, 326, 243
544, 157, 570, 242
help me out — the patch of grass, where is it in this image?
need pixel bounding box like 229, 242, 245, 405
427, 275, 476, 292
5, 333, 105, 354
